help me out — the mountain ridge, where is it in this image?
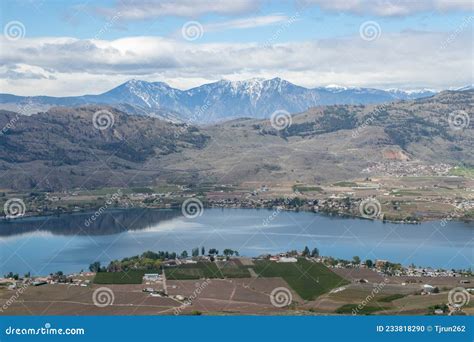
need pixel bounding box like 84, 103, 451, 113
0, 78, 445, 123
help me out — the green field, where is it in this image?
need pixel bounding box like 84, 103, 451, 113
377, 294, 406, 302
335, 304, 388, 315
217, 261, 250, 278
449, 166, 474, 178
93, 270, 160, 284
253, 259, 348, 300
332, 181, 358, 187
292, 185, 324, 193
165, 262, 224, 280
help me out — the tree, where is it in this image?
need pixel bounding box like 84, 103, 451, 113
352, 256, 361, 265
201, 246, 205, 255
302, 246, 310, 257
365, 259, 373, 268
181, 250, 188, 258
192, 247, 199, 257
208, 248, 218, 255
223, 249, 234, 257
89, 261, 101, 272
311, 248, 319, 258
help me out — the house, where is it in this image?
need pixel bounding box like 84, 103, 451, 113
143, 274, 161, 281
422, 284, 435, 294
277, 257, 298, 263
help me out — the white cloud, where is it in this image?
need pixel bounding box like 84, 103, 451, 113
96, 0, 260, 20
204, 14, 291, 32
303, 0, 473, 16
0, 29, 471, 96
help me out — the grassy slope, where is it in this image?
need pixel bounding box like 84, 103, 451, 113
253, 258, 348, 300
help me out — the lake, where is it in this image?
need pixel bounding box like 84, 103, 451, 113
0, 208, 472, 275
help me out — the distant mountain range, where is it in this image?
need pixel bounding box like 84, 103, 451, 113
0, 78, 451, 123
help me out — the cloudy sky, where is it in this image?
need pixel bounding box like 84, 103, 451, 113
0, 0, 473, 96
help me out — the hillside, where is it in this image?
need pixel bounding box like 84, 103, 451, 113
0, 90, 471, 190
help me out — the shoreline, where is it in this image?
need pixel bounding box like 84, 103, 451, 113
1, 203, 471, 224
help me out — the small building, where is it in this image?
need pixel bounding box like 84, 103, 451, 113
422, 284, 435, 294
143, 274, 161, 281
277, 257, 298, 263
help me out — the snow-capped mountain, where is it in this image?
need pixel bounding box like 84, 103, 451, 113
0, 78, 439, 123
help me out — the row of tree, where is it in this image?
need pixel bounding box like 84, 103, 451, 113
301, 246, 320, 258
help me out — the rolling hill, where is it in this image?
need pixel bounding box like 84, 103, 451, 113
0, 90, 471, 190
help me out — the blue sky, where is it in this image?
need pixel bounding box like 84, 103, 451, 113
0, 0, 472, 95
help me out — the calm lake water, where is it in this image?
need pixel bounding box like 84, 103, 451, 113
0, 208, 472, 275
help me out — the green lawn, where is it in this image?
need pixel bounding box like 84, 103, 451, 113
335, 304, 388, 315
378, 294, 406, 302
292, 185, 324, 193
449, 166, 474, 178
252, 259, 348, 300
332, 181, 358, 187
165, 262, 224, 280
93, 270, 160, 284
